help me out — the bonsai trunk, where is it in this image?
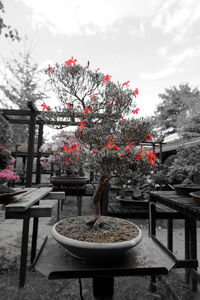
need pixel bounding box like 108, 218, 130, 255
92, 172, 108, 219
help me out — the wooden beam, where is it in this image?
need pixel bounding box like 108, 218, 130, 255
36, 122, 43, 184
5, 205, 53, 218
26, 105, 37, 187
0, 109, 31, 116
5, 187, 53, 211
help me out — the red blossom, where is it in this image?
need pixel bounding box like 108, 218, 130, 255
136, 153, 142, 161
66, 104, 71, 109
84, 107, 89, 115
65, 56, 77, 67
106, 101, 111, 105
145, 135, 151, 141
47, 64, 52, 72
66, 157, 70, 163
119, 153, 123, 157
145, 151, 157, 167
92, 150, 96, 154
123, 141, 134, 154
121, 116, 124, 121
115, 97, 118, 103
112, 144, 118, 151
133, 88, 139, 97
41, 102, 50, 111
133, 108, 140, 114
122, 81, 130, 86
78, 119, 85, 130
102, 74, 111, 83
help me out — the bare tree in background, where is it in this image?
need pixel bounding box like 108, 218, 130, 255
0, 42, 48, 146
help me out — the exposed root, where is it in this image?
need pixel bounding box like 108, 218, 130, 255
86, 216, 104, 229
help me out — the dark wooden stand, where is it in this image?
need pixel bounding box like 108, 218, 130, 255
35, 237, 177, 298
149, 191, 200, 291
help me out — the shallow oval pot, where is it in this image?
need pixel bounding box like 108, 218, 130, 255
52, 216, 142, 262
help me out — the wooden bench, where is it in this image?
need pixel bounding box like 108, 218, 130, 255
3, 187, 65, 288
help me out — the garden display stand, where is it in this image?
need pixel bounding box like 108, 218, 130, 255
34, 236, 177, 298
149, 190, 200, 291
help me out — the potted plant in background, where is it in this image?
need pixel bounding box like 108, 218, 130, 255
40, 130, 88, 186
0, 146, 20, 199
39, 58, 158, 261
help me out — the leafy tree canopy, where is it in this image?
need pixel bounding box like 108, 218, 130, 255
153, 83, 200, 139
0, 0, 20, 41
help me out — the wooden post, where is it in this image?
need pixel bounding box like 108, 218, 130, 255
36, 121, 43, 184
159, 142, 163, 163
26, 101, 37, 187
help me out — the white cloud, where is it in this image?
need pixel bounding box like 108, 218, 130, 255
169, 47, 200, 66
139, 67, 175, 80
157, 47, 167, 57
139, 46, 200, 80
152, 0, 200, 39
16, 0, 160, 36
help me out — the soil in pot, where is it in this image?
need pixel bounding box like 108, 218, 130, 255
55, 216, 139, 243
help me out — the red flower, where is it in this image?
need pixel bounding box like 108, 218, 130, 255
78, 119, 85, 130
122, 81, 130, 86
66, 157, 70, 163
66, 104, 71, 109
65, 56, 77, 67
145, 151, 157, 167
133, 88, 139, 97
112, 144, 118, 151
133, 108, 140, 114
121, 116, 124, 121
102, 74, 111, 83
63, 144, 68, 152
115, 97, 118, 103
84, 107, 89, 115
107, 101, 111, 105
47, 64, 52, 72
41, 102, 50, 111
145, 135, 151, 141
119, 153, 123, 157
136, 154, 142, 161
92, 150, 96, 154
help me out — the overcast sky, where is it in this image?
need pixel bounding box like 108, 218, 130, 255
1, 0, 200, 118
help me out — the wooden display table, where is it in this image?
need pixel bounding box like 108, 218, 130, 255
1, 187, 65, 287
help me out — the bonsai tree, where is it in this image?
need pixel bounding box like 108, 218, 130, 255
40, 130, 85, 176
40, 58, 157, 226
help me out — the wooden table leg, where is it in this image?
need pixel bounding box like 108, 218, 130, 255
149, 201, 156, 237
185, 217, 190, 284
190, 219, 197, 291
93, 277, 114, 299
19, 217, 30, 288
31, 216, 39, 264
77, 196, 82, 216
167, 219, 173, 252
57, 199, 61, 221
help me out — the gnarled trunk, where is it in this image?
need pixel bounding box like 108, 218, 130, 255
92, 172, 107, 218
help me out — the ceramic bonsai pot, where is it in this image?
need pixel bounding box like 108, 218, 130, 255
51, 175, 88, 186
173, 184, 200, 196
52, 216, 142, 262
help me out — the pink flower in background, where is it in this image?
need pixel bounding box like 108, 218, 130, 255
0, 169, 19, 183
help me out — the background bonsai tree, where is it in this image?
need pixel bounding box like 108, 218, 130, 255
40, 58, 157, 225
0, 146, 19, 193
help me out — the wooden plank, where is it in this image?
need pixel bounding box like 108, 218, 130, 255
5, 205, 54, 218
5, 187, 53, 211
149, 191, 200, 220
42, 191, 65, 200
